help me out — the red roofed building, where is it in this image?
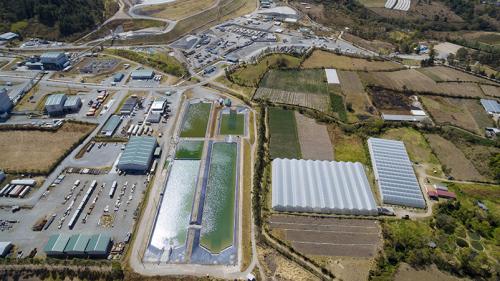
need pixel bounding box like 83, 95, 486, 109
437, 190, 456, 200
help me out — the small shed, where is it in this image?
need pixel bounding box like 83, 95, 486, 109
113, 73, 124, 82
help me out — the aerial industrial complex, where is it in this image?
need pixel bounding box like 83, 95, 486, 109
0, 0, 499, 280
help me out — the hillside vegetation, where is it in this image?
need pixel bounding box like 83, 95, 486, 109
0, 0, 116, 39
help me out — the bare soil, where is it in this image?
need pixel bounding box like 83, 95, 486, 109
269, 215, 381, 257
0, 122, 95, 173
294, 112, 333, 161
394, 263, 471, 281
425, 134, 485, 181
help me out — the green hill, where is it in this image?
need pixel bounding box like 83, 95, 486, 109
0, 0, 118, 40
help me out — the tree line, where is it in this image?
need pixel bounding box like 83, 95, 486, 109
0, 0, 106, 37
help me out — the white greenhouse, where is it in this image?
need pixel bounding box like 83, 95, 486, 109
272, 158, 378, 215
368, 137, 425, 209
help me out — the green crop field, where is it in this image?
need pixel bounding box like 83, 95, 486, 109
219, 112, 245, 135
175, 141, 204, 159
180, 103, 211, 138
260, 69, 328, 95
200, 142, 238, 253
268, 108, 301, 159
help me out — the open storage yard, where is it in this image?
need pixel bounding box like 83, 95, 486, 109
269, 215, 381, 257
0, 122, 95, 173
302, 50, 402, 71
268, 108, 301, 159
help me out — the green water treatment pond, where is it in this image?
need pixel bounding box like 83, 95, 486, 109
180, 102, 212, 138
200, 142, 238, 253
175, 141, 204, 159
219, 112, 245, 135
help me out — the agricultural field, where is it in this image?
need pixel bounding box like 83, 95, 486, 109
382, 128, 443, 176
425, 134, 484, 181
179, 102, 212, 138
229, 54, 301, 87
269, 215, 381, 257
420, 96, 492, 134
135, 0, 217, 20
302, 50, 402, 71
219, 112, 245, 135
338, 71, 376, 119
394, 263, 467, 281
360, 69, 486, 97
175, 141, 204, 159
260, 69, 327, 94
367, 87, 412, 114
294, 112, 333, 161
268, 108, 301, 159
460, 31, 500, 46
418, 66, 496, 85
257, 245, 318, 281
480, 84, 500, 97
254, 88, 330, 112
0, 122, 95, 173
255, 69, 332, 113
328, 126, 368, 165
450, 139, 500, 181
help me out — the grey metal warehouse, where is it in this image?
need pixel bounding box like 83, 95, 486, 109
63, 96, 82, 113
40, 52, 69, 70
272, 158, 378, 215
44, 233, 111, 258
45, 93, 67, 116
131, 69, 154, 80
117, 136, 157, 173
100, 115, 122, 136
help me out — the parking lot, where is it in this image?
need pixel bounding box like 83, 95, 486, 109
0, 171, 148, 259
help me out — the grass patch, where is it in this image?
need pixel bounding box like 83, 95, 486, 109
241, 140, 252, 270
106, 49, 188, 77
135, 0, 217, 20
220, 112, 245, 135
268, 107, 301, 159
0, 122, 95, 174
470, 240, 484, 251
229, 53, 301, 87
180, 102, 211, 138
302, 50, 402, 71
329, 126, 368, 165
175, 141, 204, 159
329, 92, 347, 122
260, 69, 327, 95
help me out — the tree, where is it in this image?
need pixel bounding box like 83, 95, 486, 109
456, 48, 468, 61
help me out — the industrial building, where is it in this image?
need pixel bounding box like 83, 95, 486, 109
0, 32, 18, 41
151, 98, 167, 113
113, 73, 124, 82
0, 241, 13, 257
480, 99, 500, 114
368, 138, 426, 209
45, 93, 67, 116
131, 69, 155, 80
40, 52, 69, 70
258, 6, 299, 21
0, 88, 13, 114
117, 136, 157, 173
44, 233, 111, 258
100, 115, 122, 136
63, 96, 82, 113
272, 158, 378, 215
120, 96, 138, 115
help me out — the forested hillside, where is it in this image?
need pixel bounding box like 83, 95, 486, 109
0, 0, 115, 39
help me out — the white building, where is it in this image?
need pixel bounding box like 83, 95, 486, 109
272, 158, 378, 215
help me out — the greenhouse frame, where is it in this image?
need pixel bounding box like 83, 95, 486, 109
272, 158, 378, 215
368, 137, 426, 208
